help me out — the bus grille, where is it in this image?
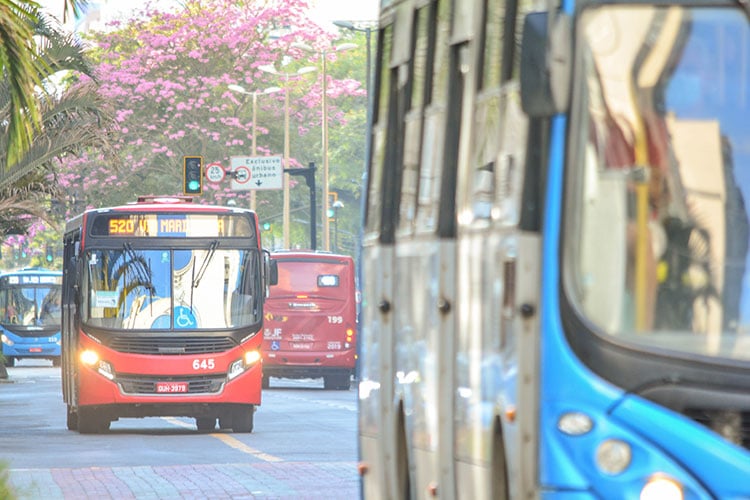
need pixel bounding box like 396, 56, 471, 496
117, 374, 225, 395
105, 336, 237, 355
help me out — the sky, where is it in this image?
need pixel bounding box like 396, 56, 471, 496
38, 0, 378, 32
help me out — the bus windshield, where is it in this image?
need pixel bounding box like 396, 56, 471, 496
82, 246, 262, 330
271, 258, 350, 303
0, 281, 61, 327
568, 6, 750, 360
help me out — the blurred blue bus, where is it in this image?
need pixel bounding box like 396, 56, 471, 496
359, 0, 750, 498
0, 267, 62, 367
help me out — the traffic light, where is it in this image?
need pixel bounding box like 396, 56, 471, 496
183, 156, 203, 195
327, 192, 338, 220
45, 244, 53, 263
262, 222, 271, 231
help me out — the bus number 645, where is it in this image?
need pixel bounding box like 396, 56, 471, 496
193, 359, 215, 370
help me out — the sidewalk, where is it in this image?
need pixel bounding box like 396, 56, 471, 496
8, 461, 360, 499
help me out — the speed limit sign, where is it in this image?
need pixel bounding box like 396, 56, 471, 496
205, 162, 226, 183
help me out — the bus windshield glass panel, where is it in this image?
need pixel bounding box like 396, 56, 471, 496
82, 247, 262, 330
273, 259, 348, 299
568, 6, 750, 359
0, 277, 62, 327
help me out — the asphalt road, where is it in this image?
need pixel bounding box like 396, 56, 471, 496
0, 359, 361, 499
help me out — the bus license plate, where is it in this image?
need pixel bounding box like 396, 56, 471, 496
155, 382, 189, 393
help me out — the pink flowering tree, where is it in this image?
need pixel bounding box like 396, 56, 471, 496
56, 0, 367, 250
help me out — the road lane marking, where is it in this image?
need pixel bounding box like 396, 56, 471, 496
212, 434, 282, 462
162, 417, 282, 462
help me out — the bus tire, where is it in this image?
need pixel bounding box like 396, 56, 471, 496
396, 405, 411, 499
196, 417, 216, 431
324, 373, 350, 390
66, 405, 78, 431
218, 414, 233, 430
491, 418, 510, 499
78, 408, 109, 434
262, 375, 270, 389
337, 375, 352, 390
232, 405, 254, 433
52, 357, 61, 367
3, 356, 15, 367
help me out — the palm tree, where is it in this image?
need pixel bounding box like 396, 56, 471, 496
0, 1, 90, 167
0, 3, 117, 236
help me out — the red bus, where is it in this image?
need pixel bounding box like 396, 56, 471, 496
61, 196, 272, 433
263, 251, 357, 390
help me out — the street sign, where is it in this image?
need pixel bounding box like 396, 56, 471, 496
205, 162, 226, 183
230, 156, 283, 191
234, 166, 251, 185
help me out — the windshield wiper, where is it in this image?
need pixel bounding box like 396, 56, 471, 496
192, 240, 219, 290
188, 240, 219, 312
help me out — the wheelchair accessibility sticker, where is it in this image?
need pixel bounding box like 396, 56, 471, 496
173, 305, 197, 329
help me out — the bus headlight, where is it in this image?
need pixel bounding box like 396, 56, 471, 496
228, 350, 261, 380
640, 475, 683, 500
228, 359, 245, 380
1, 334, 13, 346
244, 350, 261, 366
80, 350, 114, 380
595, 439, 631, 475
557, 412, 593, 436
97, 360, 114, 380
80, 349, 99, 366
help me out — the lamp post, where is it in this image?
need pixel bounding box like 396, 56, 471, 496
258, 64, 317, 248
334, 21, 374, 381
293, 42, 357, 251
333, 21, 374, 119
227, 84, 281, 211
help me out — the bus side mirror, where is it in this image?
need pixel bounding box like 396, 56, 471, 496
520, 11, 571, 117
269, 260, 278, 286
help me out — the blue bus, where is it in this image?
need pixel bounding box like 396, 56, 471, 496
0, 267, 62, 367
359, 0, 750, 497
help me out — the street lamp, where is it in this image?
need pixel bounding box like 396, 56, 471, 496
334, 21, 375, 381
227, 84, 282, 211
293, 42, 357, 251
333, 21, 374, 116
259, 64, 317, 249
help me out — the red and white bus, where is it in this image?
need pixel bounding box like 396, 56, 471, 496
263, 251, 357, 390
61, 196, 272, 433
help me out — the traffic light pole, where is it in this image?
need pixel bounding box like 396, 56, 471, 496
285, 162, 317, 251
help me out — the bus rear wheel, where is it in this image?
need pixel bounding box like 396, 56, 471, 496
324, 373, 351, 390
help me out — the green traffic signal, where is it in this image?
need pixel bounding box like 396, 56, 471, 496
183, 156, 203, 195
262, 222, 271, 231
